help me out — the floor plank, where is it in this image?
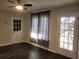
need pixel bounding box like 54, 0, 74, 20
0, 43, 71, 59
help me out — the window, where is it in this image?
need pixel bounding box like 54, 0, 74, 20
60, 17, 75, 51
30, 11, 50, 47
13, 19, 21, 31
31, 15, 38, 39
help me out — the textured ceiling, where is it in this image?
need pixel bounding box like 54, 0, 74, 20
0, 0, 78, 12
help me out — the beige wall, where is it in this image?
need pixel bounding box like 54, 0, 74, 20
23, 13, 31, 42
23, 4, 79, 59
0, 10, 25, 46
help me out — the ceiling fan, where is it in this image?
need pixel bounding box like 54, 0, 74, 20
8, 0, 32, 10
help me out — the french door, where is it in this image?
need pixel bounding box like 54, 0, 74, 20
59, 16, 79, 59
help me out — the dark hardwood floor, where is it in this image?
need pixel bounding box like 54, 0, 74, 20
0, 43, 71, 59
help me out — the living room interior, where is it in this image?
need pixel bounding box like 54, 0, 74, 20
0, 0, 79, 59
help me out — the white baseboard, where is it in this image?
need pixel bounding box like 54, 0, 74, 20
27, 42, 57, 53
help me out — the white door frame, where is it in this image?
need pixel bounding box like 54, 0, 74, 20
73, 17, 79, 59
11, 17, 23, 43
77, 17, 79, 59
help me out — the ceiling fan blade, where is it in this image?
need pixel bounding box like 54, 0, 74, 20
8, 6, 14, 8
8, 0, 16, 4
24, 7, 27, 10
17, 0, 21, 4
24, 4, 32, 6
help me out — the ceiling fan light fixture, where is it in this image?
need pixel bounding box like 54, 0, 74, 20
16, 5, 23, 10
